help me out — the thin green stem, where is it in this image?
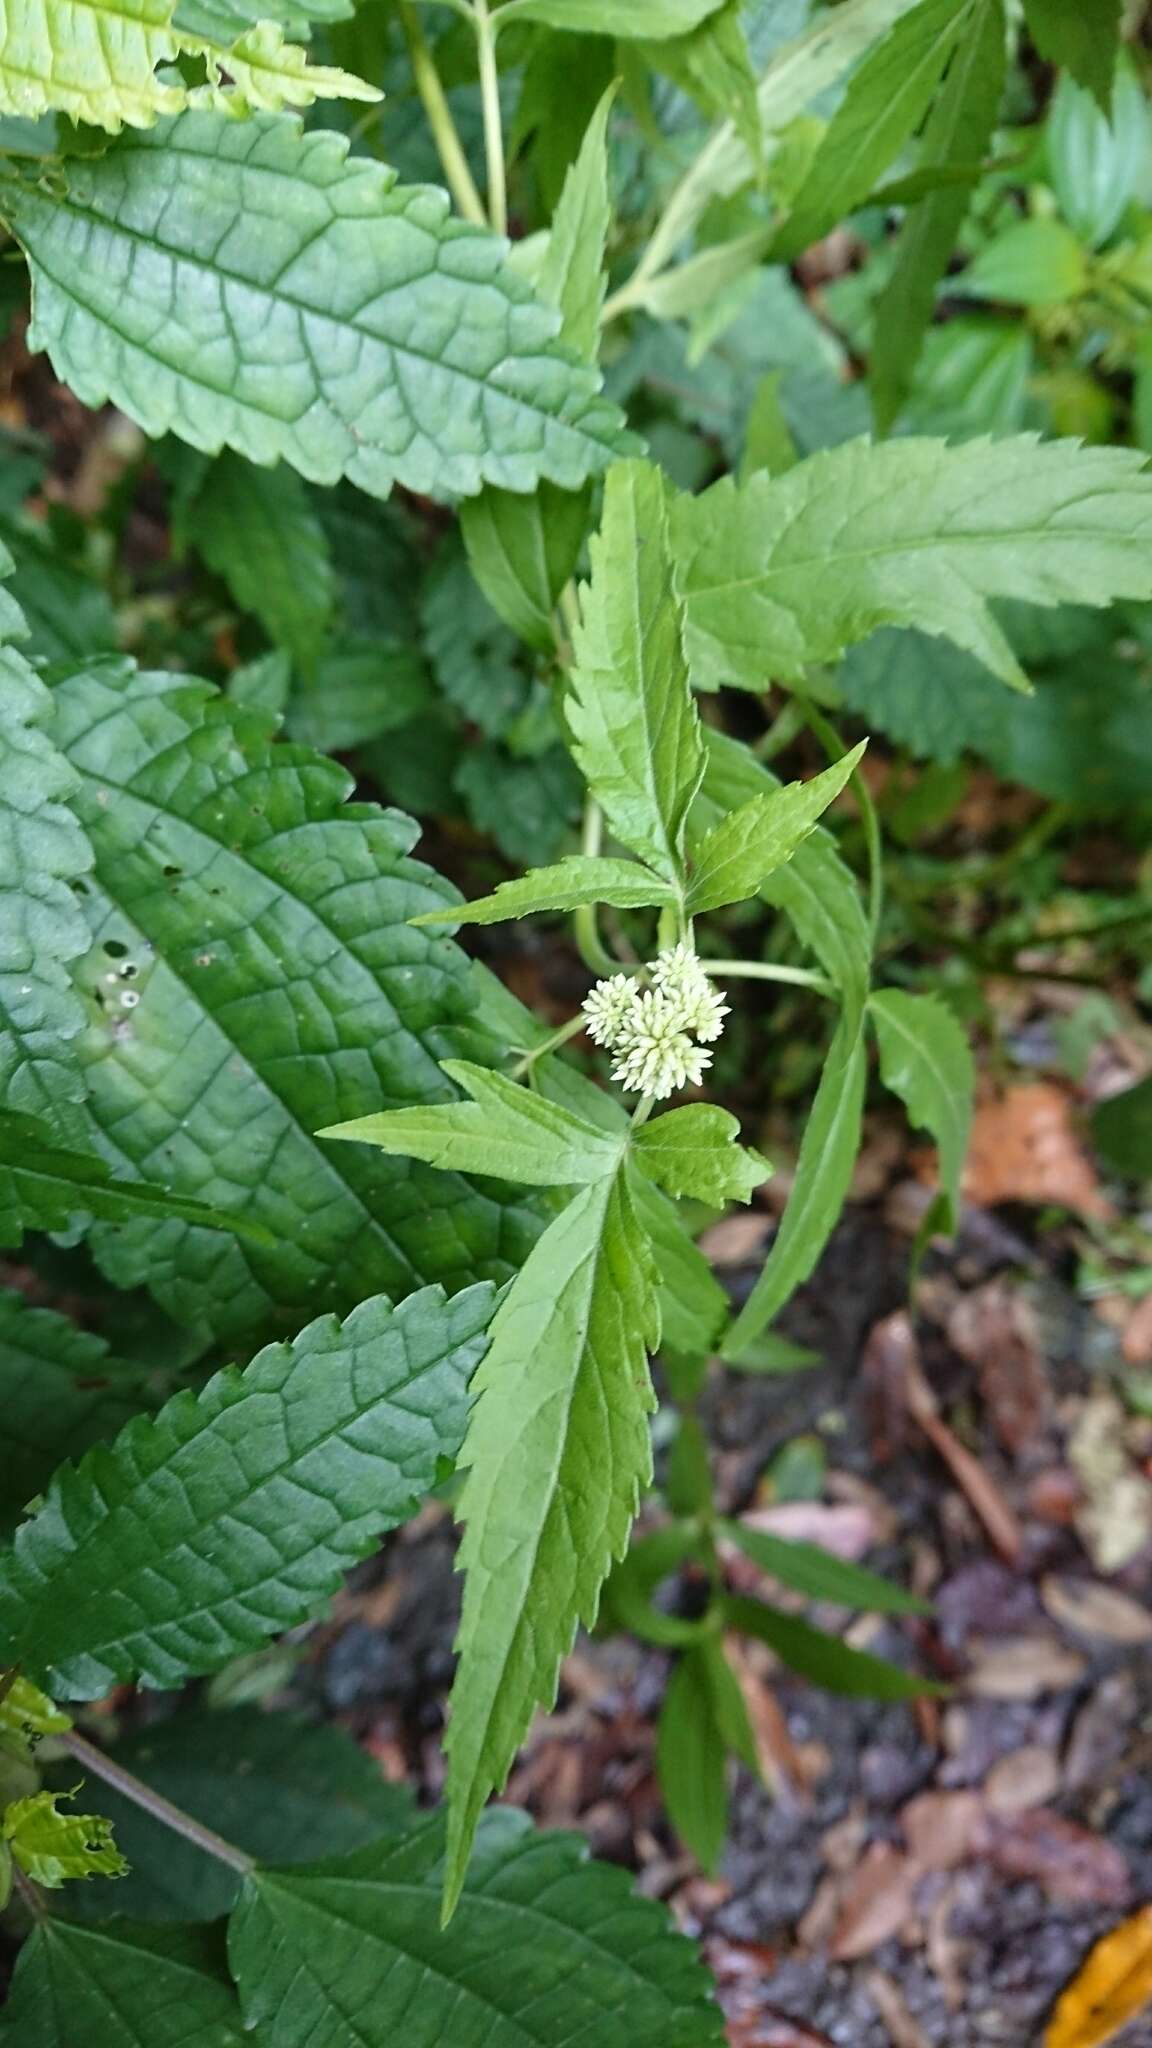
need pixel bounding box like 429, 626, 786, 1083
60, 1732, 254, 1877
704, 958, 835, 998
509, 1012, 588, 1079
801, 700, 883, 942
573, 802, 620, 977
0, 1665, 19, 1710
474, 0, 507, 235
11, 1863, 46, 1919
398, 2, 486, 226
631, 1094, 656, 1128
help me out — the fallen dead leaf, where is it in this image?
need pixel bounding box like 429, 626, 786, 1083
862, 1968, 931, 2048
900, 1790, 986, 1871
703, 1938, 834, 2048
983, 1743, 1061, 1815
829, 1841, 918, 1961
723, 1634, 808, 1806
965, 1635, 1087, 1700
963, 1083, 1111, 1219
1068, 1393, 1152, 1572
1045, 1904, 1152, 2048
885, 1311, 1023, 1562
1122, 1293, 1152, 1368
1041, 1575, 1152, 1646
698, 1212, 773, 1268
737, 1502, 878, 1561
985, 1809, 1130, 1906
948, 1279, 1050, 1455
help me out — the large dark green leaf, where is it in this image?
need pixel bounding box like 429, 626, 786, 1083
0, 1921, 245, 2048
0, 1289, 149, 1540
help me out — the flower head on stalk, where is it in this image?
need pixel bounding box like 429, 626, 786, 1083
580, 944, 728, 1100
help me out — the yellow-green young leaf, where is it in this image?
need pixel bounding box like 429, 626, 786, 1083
412, 855, 676, 926
1021, 0, 1122, 116
657, 1640, 757, 1872
459, 483, 590, 653
870, 0, 1007, 433
869, 988, 973, 1230
0, 111, 633, 501
722, 1010, 868, 1357
633, 1105, 769, 1206
686, 746, 865, 915
0, 0, 376, 132
772, 0, 969, 261
1048, 58, 1149, 250
0, 1284, 496, 1698
568, 461, 703, 879
321, 1061, 626, 1189
444, 1171, 658, 1916
3, 1791, 127, 1887
539, 83, 616, 359
672, 436, 1152, 695
0, 1920, 246, 2047
0, 1677, 70, 1758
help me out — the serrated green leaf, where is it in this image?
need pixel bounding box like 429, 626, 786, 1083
496, 0, 724, 35
322, 1059, 626, 1187
0, 1289, 152, 1541
1022, 0, 1122, 115
718, 1518, 929, 1614
697, 731, 872, 1005
51, 661, 535, 1340
0, 1281, 495, 1698
0, 111, 633, 501
170, 450, 334, 673
658, 1642, 747, 1873
230, 1810, 725, 2044
1048, 58, 1148, 249
772, 0, 969, 262
0, 1920, 246, 2048
3, 1790, 127, 1887
629, 1170, 728, 1363
539, 82, 616, 359
413, 854, 676, 926
870, 0, 1007, 433
686, 746, 864, 915
869, 988, 973, 1231
672, 436, 1152, 695
444, 1171, 658, 1915
955, 217, 1088, 307
0, 513, 118, 664
0, 624, 93, 1147
722, 1010, 867, 1356
284, 638, 430, 752
460, 483, 590, 653
421, 542, 528, 737
634, 1105, 769, 1206
453, 742, 583, 867
0, 1675, 71, 1756
55, 1709, 412, 1923
0, 1110, 273, 1250
569, 460, 703, 880
726, 1594, 938, 1699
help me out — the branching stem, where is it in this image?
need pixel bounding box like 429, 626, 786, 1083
474, 0, 507, 235
705, 959, 835, 998
398, 2, 487, 226
59, 1732, 255, 1877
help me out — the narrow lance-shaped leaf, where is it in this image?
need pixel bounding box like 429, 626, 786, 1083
869, 988, 973, 1231
568, 460, 703, 879
444, 1171, 658, 1916
494, 0, 725, 35
321, 1060, 626, 1189
0, 1921, 247, 2048
718, 1518, 930, 1615
539, 81, 617, 360
0, 1110, 273, 1250
657, 1641, 754, 1873
0, 110, 633, 502
672, 435, 1152, 694
228, 1810, 726, 2047
0, 1282, 495, 1697
870, 0, 1007, 434
771, 0, 970, 261
686, 746, 865, 915
1021, 0, 1122, 116
412, 855, 676, 926
726, 1594, 939, 1700
640, 1, 762, 174
633, 1104, 770, 1206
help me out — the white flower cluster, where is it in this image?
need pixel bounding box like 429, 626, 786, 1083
582, 943, 729, 1100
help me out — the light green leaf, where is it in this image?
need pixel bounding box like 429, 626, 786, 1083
459, 482, 590, 653
569, 460, 703, 879
3, 1791, 127, 1888
228, 1810, 726, 2046
726, 1594, 938, 1699
672, 435, 1152, 695
869, 988, 973, 1231
657, 1642, 750, 1872
955, 217, 1088, 307
772, 0, 970, 260
174, 0, 354, 39
321, 1060, 625, 1188
539, 82, 616, 359
1022, 0, 1122, 115
0, 1676, 71, 1756
494, 0, 724, 36
55, 1709, 412, 1924
629, 1170, 728, 1362
722, 1010, 867, 1356
697, 731, 872, 1005
626, 228, 772, 324
686, 746, 864, 914
51, 661, 536, 1341
170, 450, 334, 673
641, 1, 762, 173
444, 1171, 658, 1916
0, 1110, 273, 1250
0, 1920, 246, 2048
412, 855, 676, 926
718, 1518, 929, 1614
634, 1105, 769, 1206
0, 110, 633, 501
0, 1290, 152, 1542
870, 0, 1007, 433
1048, 58, 1148, 248
0, 1282, 495, 1698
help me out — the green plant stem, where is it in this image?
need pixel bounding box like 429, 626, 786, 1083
573, 802, 620, 977
0, 1665, 19, 1710
474, 0, 507, 236
398, 2, 487, 227
509, 1012, 589, 1078
59, 1732, 255, 1878
631, 1095, 656, 1128
705, 958, 835, 998
10, 1862, 45, 1919
801, 699, 883, 942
